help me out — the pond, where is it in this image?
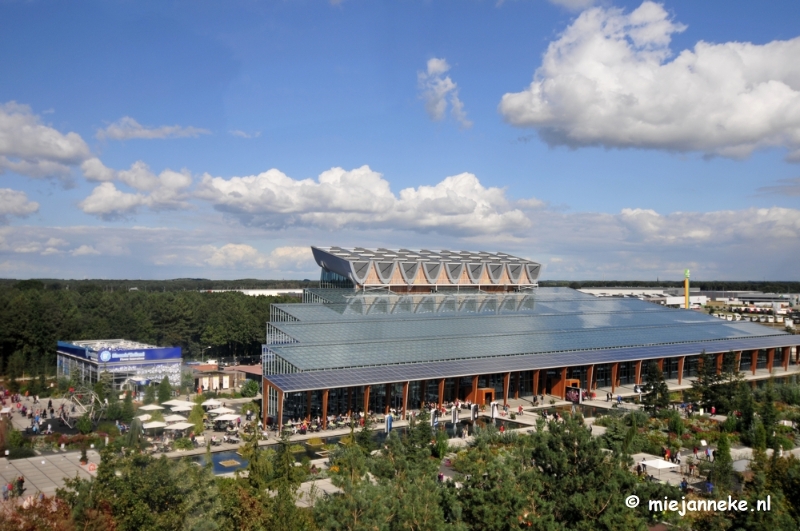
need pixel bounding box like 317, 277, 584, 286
190, 450, 250, 475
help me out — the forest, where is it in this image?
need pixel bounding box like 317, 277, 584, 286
0, 279, 299, 378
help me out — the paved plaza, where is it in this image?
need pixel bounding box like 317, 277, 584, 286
0, 449, 100, 496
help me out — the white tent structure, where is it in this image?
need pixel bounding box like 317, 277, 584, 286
202, 398, 222, 407
208, 407, 236, 415
171, 405, 193, 413
164, 421, 194, 431
214, 414, 240, 422
641, 459, 679, 479
136, 414, 152, 422
139, 404, 164, 411
164, 414, 188, 423
143, 421, 168, 430
162, 399, 196, 408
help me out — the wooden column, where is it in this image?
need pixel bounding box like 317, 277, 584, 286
586, 365, 595, 392
402, 381, 409, 420
276, 389, 284, 430
559, 367, 567, 399
767, 348, 775, 373
610, 363, 619, 393
262, 379, 270, 429
734, 351, 742, 373
306, 390, 312, 420
677, 356, 685, 384
716, 353, 723, 375
514, 372, 520, 399
363, 385, 371, 414
783, 346, 790, 371
471, 375, 479, 403
321, 389, 329, 429
420, 381, 427, 408
503, 372, 511, 406
657, 358, 664, 372
532, 370, 540, 396
751, 350, 758, 375
437, 379, 445, 408
385, 383, 392, 415
635, 361, 643, 385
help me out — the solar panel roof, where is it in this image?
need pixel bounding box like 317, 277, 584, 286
263, 287, 794, 391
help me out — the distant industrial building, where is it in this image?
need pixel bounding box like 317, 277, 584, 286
57, 339, 182, 390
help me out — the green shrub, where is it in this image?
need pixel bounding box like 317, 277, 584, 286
76, 414, 93, 435
7, 447, 35, 460
95, 422, 120, 437
241, 380, 259, 398
173, 438, 194, 450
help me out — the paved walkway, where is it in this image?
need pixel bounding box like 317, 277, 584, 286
0, 450, 100, 496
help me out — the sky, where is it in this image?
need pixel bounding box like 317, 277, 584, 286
1, 0, 799, 281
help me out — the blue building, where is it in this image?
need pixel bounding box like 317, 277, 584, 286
57, 339, 182, 390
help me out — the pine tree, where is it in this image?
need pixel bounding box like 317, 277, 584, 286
121, 390, 135, 423
642, 361, 669, 413
157, 376, 172, 404
143, 385, 156, 405
713, 432, 734, 492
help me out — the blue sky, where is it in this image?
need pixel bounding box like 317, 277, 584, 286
1, 0, 799, 281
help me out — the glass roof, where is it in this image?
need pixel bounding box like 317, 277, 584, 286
266, 287, 791, 373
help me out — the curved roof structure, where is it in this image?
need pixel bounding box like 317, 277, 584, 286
311, 246, 541, 290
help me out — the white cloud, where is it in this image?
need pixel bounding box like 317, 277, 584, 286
418, 58, 473, 129
229, 130, 261, 139
0, 188, 39, 223
71, 245, 101, 256
78, 161, 194, 219
96, 116, 210, 141
499, 1, 800, 161
0, 101, 90, 179
196, 165, 532, 236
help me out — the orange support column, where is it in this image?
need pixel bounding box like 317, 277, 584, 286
321, 389, 329, 429
262, 379, 270, 429
635, 361, 643, 385
677, 356, 685, 384
559, 367, 567, 399
363, 385, 371, 414
503, 372, 511, 406
471, 376, 479, 403
437, 379, 445, 408
734, 351, 742, 372
402, 381, 409, 419
276, 389, 284, 430
751, 351, 758, 375
767, 348, 775, 373
586, 365, 595, 392
657, 359, 664, 372
532, 370, 539, 397
783, 347, 790, 371
610, 363, 619, 394
716, 353, 723, 375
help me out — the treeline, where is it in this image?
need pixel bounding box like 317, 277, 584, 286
542, 280, 800, 293
0, 283, 299, 377
1, 277, 314, 292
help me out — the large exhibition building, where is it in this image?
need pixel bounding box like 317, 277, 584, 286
261, 246, 799, 428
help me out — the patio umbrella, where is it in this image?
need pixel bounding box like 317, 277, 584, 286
164, 421, 194, 431
214, 413, 240, 422
164, 414, 188, 423
142, 421, 168, 430
136, 414, 152, 422
208, 407, 235, 415
162, 399, 195, 408
139, 404, 164, 411
202, 398, 222, 407
171, 405, 193, 413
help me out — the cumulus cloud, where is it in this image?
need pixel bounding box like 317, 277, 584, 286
96, 116, 210, 141
229, 130, 261, 139
71, 245, 101, 256
78, 161, 194, 219
202, 244, 311, 270
0, 188, 39, 223
196, 165, 532, 236
418, 58, 472, 129
0, 101, 90, 179
499, 1, 800, 161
